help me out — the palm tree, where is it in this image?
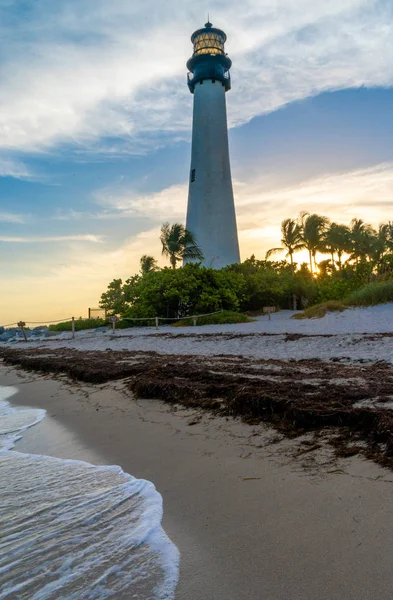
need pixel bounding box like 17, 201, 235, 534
140, 254, 158, 275
266, 218, 305, 274
349, 219, 376, 263
323, 223, 351, 270
299, 212, 330, 274
368, 224, 389, 270
266, 218, 305, 310
160, 222, 204, 269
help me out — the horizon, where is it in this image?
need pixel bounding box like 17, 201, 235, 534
1, 1, 393, 324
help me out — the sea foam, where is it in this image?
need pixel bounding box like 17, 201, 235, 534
0, 386, 179, 599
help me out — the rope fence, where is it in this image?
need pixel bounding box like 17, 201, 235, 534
121, 310, 223, 322
24, 318, 74, 325
0, 310, 226, 342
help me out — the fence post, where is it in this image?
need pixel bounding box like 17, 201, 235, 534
18, 321, 27, 342
193, 317, 197, 327
155, 317, 159, 330
71, 316, 75, 339
109, 315, 118, 333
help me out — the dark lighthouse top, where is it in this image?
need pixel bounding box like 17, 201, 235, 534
187, 22, 232, 93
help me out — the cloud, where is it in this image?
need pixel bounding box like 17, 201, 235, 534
235, 161, 393, 223
92, 160, 393, 237
52, 209, 122, 221
86, 161, 393, 263
0, 156, 31, 178
95, 183, 187, 221
0, 212, 28, 223
0, 234, 103, 243
0, 0, 392, 153
234, 161, 393, 257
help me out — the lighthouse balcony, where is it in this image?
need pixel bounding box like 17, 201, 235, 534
187, 69, 231, 93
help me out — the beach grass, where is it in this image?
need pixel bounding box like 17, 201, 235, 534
345, 280, 393, 306
292, 300, 348, 319
292, 301, 347, 319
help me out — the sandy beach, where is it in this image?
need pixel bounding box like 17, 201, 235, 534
2, 361, 393, 600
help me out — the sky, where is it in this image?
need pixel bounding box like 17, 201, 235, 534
1, 0, 393, 324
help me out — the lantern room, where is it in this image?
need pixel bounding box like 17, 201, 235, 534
191, 22, 226, 56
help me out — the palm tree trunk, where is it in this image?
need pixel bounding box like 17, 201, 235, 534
290, 253, 297, 310
289, 252, 295, 276
309, 249, 313, 275
170, 255, 177, 269
331, 252, 335, 270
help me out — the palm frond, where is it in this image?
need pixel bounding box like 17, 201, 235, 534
182, 244, 204, 261
265, 247, 283, 259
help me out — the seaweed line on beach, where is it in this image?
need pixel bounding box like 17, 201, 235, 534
2, 347, 393, 470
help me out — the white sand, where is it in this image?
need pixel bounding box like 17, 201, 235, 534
2, 305, 393, 364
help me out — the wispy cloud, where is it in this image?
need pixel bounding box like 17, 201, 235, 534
92, 161, 393, 260
0, 212, 29, 223
234, 162, 393, 257
235, 161, 393, 225
0, 0, 392, 153
95, 183, 187, 220
53, 209, 120, 221
0, 157, 31, 178
0, 234, 103, 243
91, 161, 393, 254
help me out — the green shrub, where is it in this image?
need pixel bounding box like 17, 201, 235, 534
173, 310, 252, 327
315, 279, 355, 303
115, 318, 155, 329
292, 301, 347, 320
122, 263, 246, 320
49, 318, 108, 332
345, 280, 393, 306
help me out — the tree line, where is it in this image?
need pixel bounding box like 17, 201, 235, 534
100, 213, 393, 318
267, 213, 393, 275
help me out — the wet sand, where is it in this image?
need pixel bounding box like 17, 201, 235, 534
2, 363, 393, 600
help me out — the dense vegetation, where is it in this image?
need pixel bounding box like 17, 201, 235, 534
98, 215, 393, 321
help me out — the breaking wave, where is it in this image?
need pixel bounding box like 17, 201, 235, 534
0, 386, 179, 599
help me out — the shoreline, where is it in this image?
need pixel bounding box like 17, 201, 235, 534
2, 363, 393, 599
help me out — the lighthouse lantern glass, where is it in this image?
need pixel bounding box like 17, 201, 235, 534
193, 32, 225, 56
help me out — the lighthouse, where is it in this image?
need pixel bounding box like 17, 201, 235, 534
185, 21, 240, 268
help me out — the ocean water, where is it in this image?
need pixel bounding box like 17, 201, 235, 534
0, 386, 179, 599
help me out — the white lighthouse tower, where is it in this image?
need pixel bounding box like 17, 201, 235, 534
185, 21, 240, 268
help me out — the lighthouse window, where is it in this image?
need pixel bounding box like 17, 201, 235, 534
193, 32, 225, 56
191, 169, 196, 182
